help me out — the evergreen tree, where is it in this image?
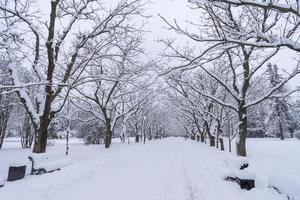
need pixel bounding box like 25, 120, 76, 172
265, 63, 295, 140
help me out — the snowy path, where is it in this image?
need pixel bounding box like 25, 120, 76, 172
0, 138, 290, 200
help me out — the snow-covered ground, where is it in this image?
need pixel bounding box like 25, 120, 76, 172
0, 137, 299, 200
247, 139, 300, 200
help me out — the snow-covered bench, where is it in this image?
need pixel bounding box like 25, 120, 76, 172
224, 158, 255, 190
28, 156, 60, 175
225, 170, 256, 190
0, 154, 70, 188
7, 165, 27, 181
27, 153, 73, 175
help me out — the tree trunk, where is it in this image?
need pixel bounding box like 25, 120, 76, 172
216, 123, 221, 149
0, 124, 6, 149
135, 134, 139, 142
219, 138, 224, 151
279, 121, 284, 140
33, 1, 58, 154
191, 134, 196, 140
104, 122, 113, 148
33, 95, 52, 153
21, 115, 34, 148
200, 133, 205, 143
193, 113, 204, 143
236, 107, 247, 157
209, 136, 215, 146
33, 117, 49, 153
204, 120, 211, 138
235, 50, 250, 157
0, 110, 9, 149
121, 133, 125, 143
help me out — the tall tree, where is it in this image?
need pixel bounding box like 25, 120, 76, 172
265, 63, 296, 139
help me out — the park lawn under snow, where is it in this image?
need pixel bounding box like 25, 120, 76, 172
0, 138, 299, 200
246, 139, 300, 200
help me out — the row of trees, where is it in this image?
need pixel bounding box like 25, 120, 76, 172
160, 0, 300, 156
0, 0, 175, 153
164, 63, 300, 152
1, 0, 300, 158
0, 0, 169, 152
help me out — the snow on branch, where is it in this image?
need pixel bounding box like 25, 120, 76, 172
245, 68, 300, 108
191, 0, 300, 17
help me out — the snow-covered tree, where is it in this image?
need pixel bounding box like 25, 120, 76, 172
71, 31, 154, 148
192, 0, 300, 52
160, 1, 300, 156
20, 114, 34, 148
0, 0, 147, 153
265, 64, 296, 139
0, 60, 14, 149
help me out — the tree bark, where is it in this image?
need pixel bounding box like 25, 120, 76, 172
104, 121, 112, 148
236, 106, 247, 157
216, 122, 221, 149
209, 136, 215, 146
21, 115, 34, 148
193, 113, 204, 143
135, 134, 140, 142
33, 114, 50, 153
236, 50, 250, 157
0, 102, 10, 149
279, 121, 284, 140
219, 138, 224, 151
201, 134, 205, 143
0, 121, 7, 149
